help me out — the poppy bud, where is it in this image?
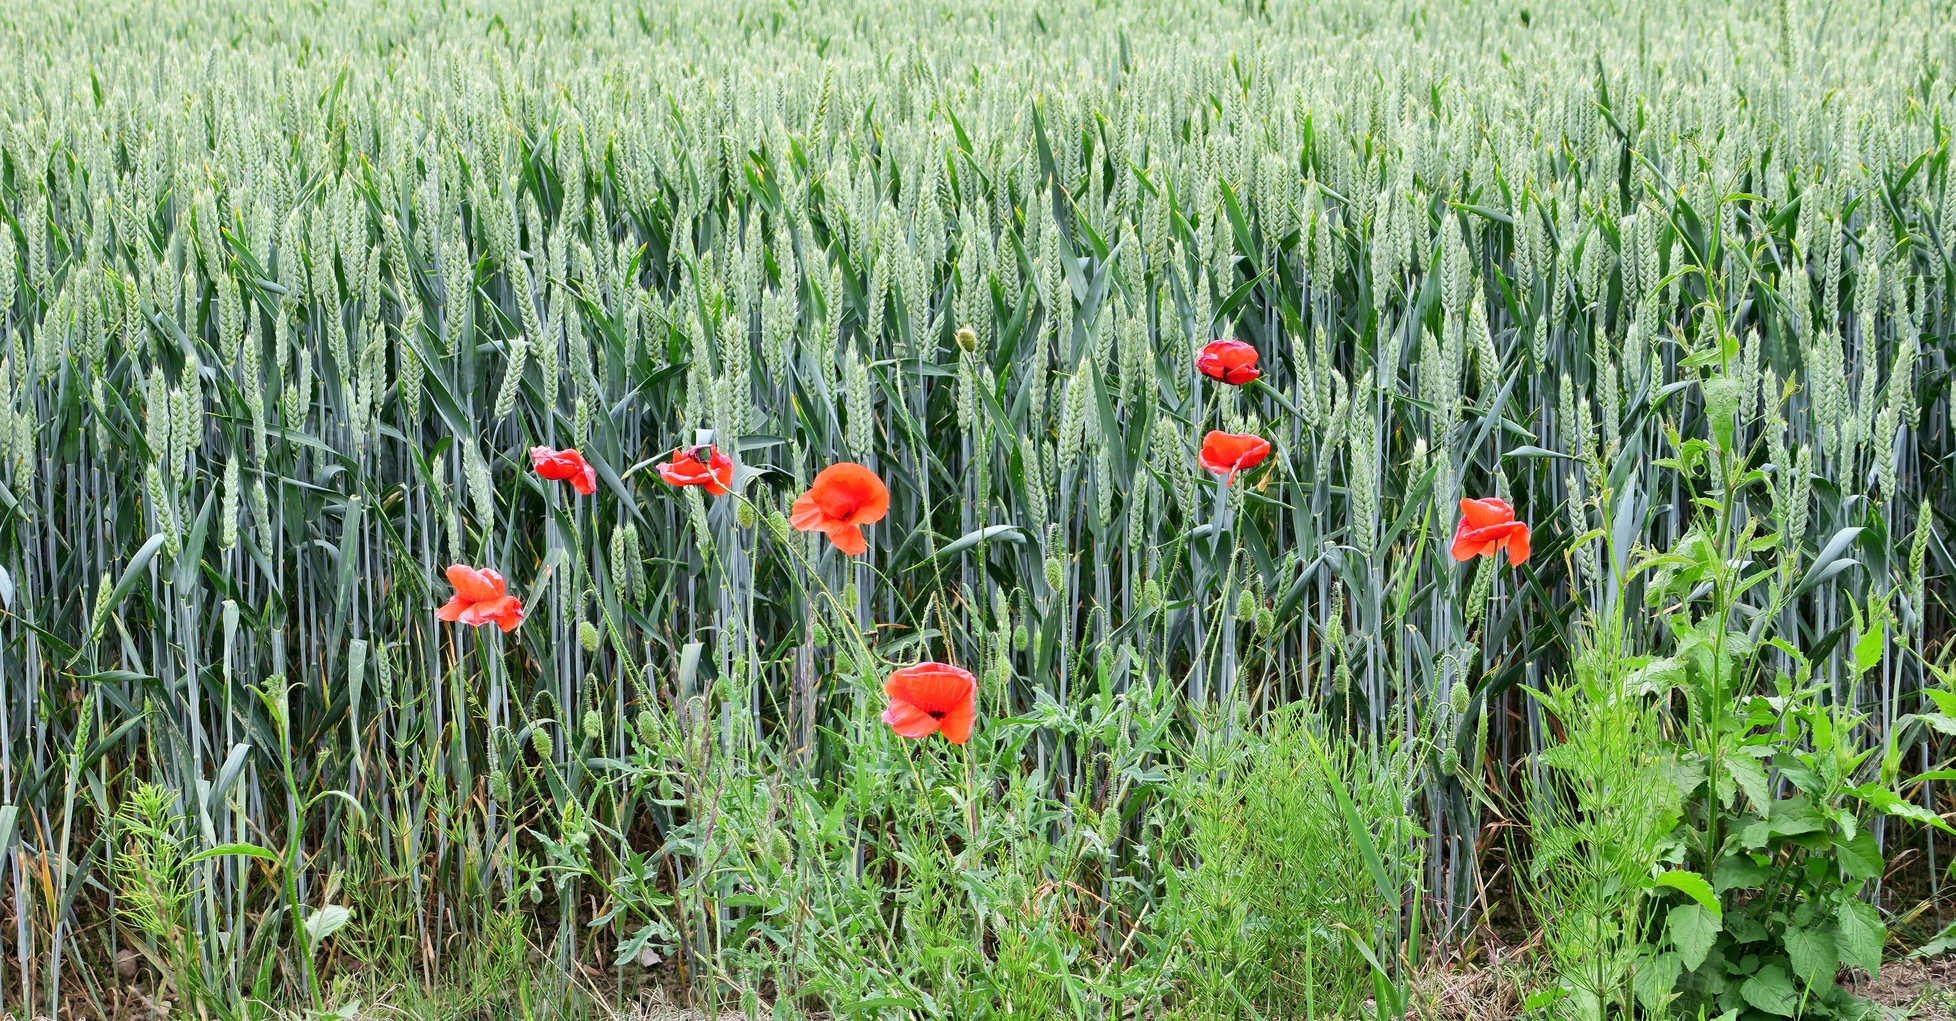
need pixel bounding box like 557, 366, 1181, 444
834, 649, 855, 675
841, 582, 858, 607
992, 589, 1009, 627
528, 882, 543, 904
1255, 608, 1276, 639
1440, 746, 1460, 777
582, 708, 602, 744
955, 325, 979, 353
578, 620, 600, 652
1044, 556, 1064, 590
1142, 578, 1163, 611
736, 502, 756, 529
531, 727, 552, 759
1450, 681, 1471, 715
1013, 623, 1030, 651
635, 710, 657, 747
488, 771, 511, 804
767, 829, 793, 863
767, 510, 793, 540
1236, 589, 1256, 622
811, 620, 831, 647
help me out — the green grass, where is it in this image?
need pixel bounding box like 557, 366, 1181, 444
0, 0, 1950, 1016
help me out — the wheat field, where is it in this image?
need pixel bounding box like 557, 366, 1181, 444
0, 0, 1951, 1016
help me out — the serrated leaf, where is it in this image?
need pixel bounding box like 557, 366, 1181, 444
1669, 902, 1721, 970
1739, 964, 1800, 1017
1784, 924, 1839, 985
1834, 831, 1883, 881
1835, 898, 1884, 975
1654, 870, 1721, 917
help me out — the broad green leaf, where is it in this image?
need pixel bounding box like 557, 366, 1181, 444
1738, 964, 1800, 1017
1668, 902, 1721, 970
1783, 924, 1839, 986
1654, 870, 1720, 917
303, 905, 354, 946
1834, 899, 1884, 975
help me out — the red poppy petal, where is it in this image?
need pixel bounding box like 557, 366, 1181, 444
937, 699, 976, 744
705, 455, 733, 495
1450, 531, 1494, 561
446, 564, 501, 602
882, 699, 940, 739
573, 463, 597, 495
886, 663, 977, 715
1459, 498, 1513, 528
470, 596, 523, 631
790, 492, 827, 532
826, 524, 868, 556
436, 596, 471, 621
1505, 524, 1531, 565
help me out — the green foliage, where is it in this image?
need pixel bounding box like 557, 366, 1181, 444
0, 0, 1949, 1014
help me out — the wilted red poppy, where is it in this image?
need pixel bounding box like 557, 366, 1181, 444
790, 463, 890, 555
1450, 498, 1531, 565
531, 446, 597, 496
1197, 340, 1261, 385
1198, 431, 1272, 484
656, 444, 735, 495
882, 662, 977, 744
435, 564, 525, 632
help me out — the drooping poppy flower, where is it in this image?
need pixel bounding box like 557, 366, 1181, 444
1198, 431, 1272, 484
882, 662, 977, 744
655, 444, 735, 496
790, 463, 890, 555
531, 446, 598, 496
1450, 497, 1531, 565
435, 564, 525, 632
1197, 339, 1262, 385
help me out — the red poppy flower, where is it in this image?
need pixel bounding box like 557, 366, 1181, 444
1197, 339, 1261, 385
1198, 431, 1272, 484
1450, 497, 1531, 565
435, 564, 525, 632
882, 662, 977, 744
790, 463, 890, 555
531, 446, 597, 496
655, 444, 735, 496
